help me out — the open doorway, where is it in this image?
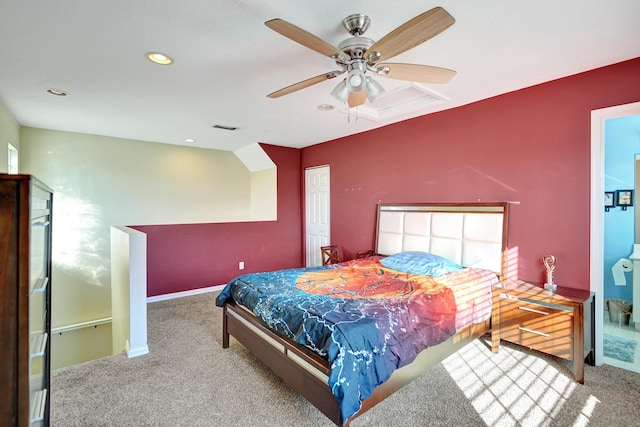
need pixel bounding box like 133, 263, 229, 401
590, 101, 640, 371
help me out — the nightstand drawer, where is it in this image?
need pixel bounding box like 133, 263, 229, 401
500, 320, 573, 359
499, 299, 573, 337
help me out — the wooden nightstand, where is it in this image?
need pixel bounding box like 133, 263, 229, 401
491, 280, 595, 384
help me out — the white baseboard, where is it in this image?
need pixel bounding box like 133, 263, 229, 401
126, 339, 149, 358
146, 284, 226, 303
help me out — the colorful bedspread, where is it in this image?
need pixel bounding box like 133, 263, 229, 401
215, 256, 496, 424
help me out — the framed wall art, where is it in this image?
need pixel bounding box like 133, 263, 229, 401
604, 191, 616, 211
616, 189, 634, 210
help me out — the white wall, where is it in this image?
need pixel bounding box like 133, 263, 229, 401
111, 226, 148, 358
236, 142, 277, 220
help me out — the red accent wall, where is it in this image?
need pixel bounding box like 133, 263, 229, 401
133, 144, 302, 297
301, 58, 640, 291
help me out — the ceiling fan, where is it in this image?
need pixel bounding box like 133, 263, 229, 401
265, 7, 456, 108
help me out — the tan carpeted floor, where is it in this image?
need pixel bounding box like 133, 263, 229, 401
51, 292, 640, 426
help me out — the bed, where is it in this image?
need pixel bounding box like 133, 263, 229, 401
216, 202, 510, 425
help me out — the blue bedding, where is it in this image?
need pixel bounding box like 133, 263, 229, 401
216, 256, 464, 424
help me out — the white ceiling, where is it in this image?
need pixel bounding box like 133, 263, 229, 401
1, 1, 639, 152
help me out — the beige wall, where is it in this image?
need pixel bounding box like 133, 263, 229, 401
17, 125, 277, 368
250, 167, 277, 220
0, 98, 20, 173
20, 126, 255, 327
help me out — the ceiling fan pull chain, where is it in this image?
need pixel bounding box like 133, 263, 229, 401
347, 106, 359, 124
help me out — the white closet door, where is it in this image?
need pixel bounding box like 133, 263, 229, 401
305, 165, 330, 267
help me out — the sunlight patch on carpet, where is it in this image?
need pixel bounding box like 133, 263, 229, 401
603, 334, 636, 363
442, 339, 578, 426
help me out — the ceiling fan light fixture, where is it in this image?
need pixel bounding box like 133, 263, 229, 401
346, 69, 367, 93
330, 79, 349, 103
365, 77, 385, 102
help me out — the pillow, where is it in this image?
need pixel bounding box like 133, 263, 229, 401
380, 251, 462, 277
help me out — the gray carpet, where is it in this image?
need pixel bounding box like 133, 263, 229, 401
52, 292, 640, 426
603, 334, 637, 363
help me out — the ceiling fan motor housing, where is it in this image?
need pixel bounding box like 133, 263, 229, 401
337, 37, 374, 60
342, 14, 370, 36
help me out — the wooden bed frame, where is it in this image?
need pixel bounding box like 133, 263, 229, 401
221, 202, 510, 426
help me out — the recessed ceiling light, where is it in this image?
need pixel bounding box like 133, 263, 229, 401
184, 138, 196, 143
145, 51, 173, 65
317, 104, 335, 111
47, 88, 69, 96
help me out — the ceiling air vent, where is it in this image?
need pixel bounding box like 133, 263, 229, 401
213, 124, 238, 131
341, 83, 449, 122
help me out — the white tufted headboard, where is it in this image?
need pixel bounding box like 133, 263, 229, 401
375, 203, 509, 279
